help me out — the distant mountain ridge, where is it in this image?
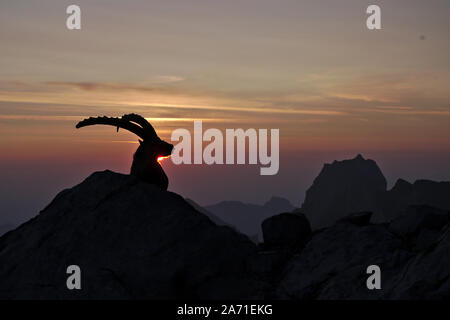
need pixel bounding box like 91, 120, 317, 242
204, 196, 296, 240
194, 154, 450, 234
184, 198, 230, 227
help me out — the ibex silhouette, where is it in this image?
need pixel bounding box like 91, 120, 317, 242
76, 113, 173, 190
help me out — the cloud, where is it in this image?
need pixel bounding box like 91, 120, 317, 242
45, 81, 162, 93
153, 76, 185, 83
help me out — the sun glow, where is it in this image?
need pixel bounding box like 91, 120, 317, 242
157, 155, 171, 163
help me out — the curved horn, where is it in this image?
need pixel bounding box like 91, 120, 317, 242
121, 113, 157, 139
76, 116, 146, 139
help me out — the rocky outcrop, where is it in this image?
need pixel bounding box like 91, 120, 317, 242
383, 179, 450, 221
388, 205, 449, 252
1, 170, 449, 300
0, 171, 262, 299
261, 213, 311, 250
300, 155, 450, 230
301, 155, 387, 229
276, 206, 450, 299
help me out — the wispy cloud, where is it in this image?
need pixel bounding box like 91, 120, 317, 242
0, 80, 347, 118
152, 76, 185, 83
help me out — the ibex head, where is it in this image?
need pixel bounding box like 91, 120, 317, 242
76, 113, 173, 190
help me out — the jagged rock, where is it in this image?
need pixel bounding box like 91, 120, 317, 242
301, 155, 387, 229
389, 225, 450, 299
389, 205, 449, 237
381, 179, 413, 220
262, 213, 311, 249
383, 179, 450, 221
337, 212, 373, 226
0, 171, 263, 299
415, 228, 441, 251
276, 220, 450, 299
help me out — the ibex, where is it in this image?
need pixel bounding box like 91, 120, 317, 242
76, 114, 173, 190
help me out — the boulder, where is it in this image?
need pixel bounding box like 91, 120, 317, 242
262, 213, 311, 249
337, 211, 373, 227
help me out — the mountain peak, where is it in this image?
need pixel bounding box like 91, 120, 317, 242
263, 196, 294, 211
301, 155, 386, 229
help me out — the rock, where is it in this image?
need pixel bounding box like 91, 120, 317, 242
383, 179, 450, 221
300, 154, 387, 229
389, 205, 449, 237
389, 225, 450, 300
0, 170, 263, 299
276, 223, 409, 299
262, 213, 311, 249
276, 221, 450, 299
414, 229, 441, 251
0, 224, 15, 237
2, 167, 449, 300
381, 179, 413, 221
184, 198, 230, 227
337, 212, 373, 226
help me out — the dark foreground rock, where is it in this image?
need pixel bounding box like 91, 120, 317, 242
262, 213, 311, 250
276, 207, 450, 299
383, 180, 450, 221
0, 171, 262, 299
0, 171, 449, 300
0, 224, 15, 237
337, 211, 373, 227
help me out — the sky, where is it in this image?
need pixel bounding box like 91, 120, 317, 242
1, 0, 450, 225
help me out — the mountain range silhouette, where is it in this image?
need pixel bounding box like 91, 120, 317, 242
203, 197, 295, 241
301, 154, 450, 229
0, 155, 449, 299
